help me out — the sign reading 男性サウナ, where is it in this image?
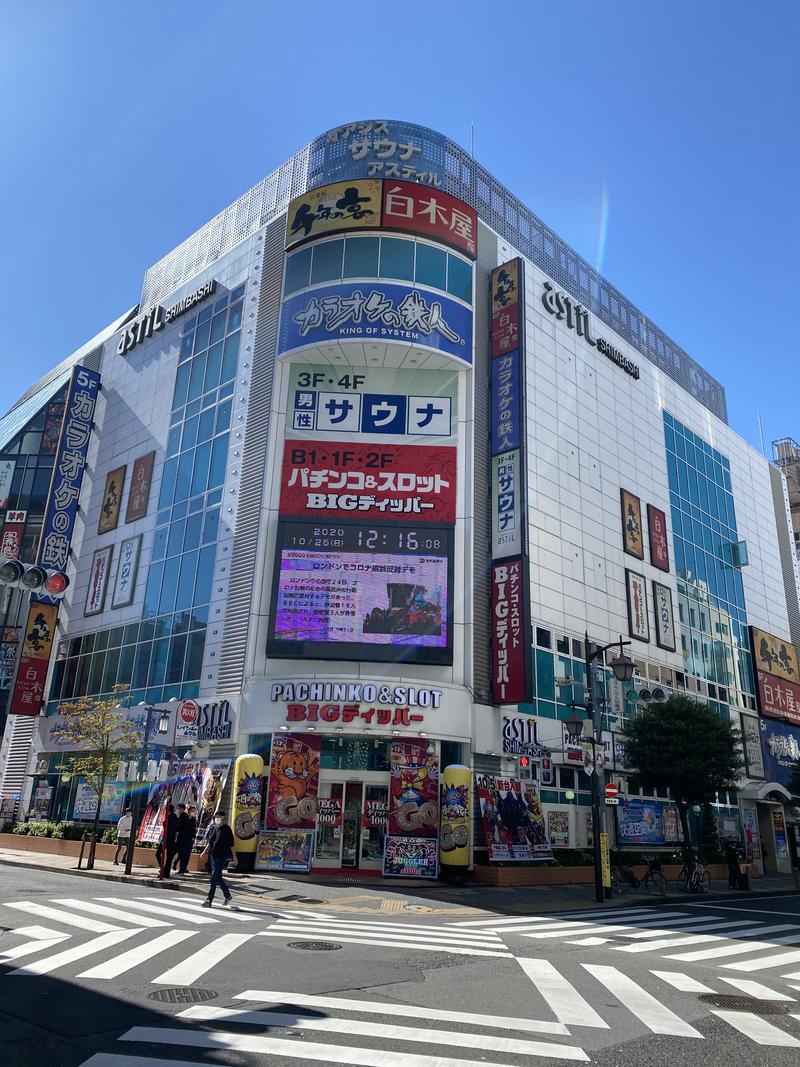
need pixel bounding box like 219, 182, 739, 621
491, 450, 523, 559
111, 534, 141, 609
652, 580, 676, 651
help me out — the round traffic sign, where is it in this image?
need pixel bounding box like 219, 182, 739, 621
178, 698, 200, 725
604, 782, 619, 799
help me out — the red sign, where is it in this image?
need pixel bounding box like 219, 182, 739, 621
605, 783, 619, 799
10, 601, 58, 715
490, 260, 521, 358
179, 699, 199, 724
316, 798, 342, 826
381, 181, 477, 259
491, 558, 527, 704
756, 671, 800, 726
647, 504, 670, 572
286, 702, 425, 729
0, 519, 24, 559
126, 451, 155, 523
279, 440, 457, 524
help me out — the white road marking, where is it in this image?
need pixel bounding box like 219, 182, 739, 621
121, 1025, 590, 1064
8, 928, 142, 976
723, 948, 800, 973
152, 932, 254, 984
614, 933, 733, 953
650, 970, 715, 993
179, 1005, 586, 1061
136, 896, 261, 922
270, 919, 505, 946
256, 928, 511, 957
75, 1058, 208, 1067
517, 958, 609, 1029
452, 906, 659, 926
670, 931, 800, 963
719, 977, 795, 1000
234, 988, 569, 1035
0, 934, 70, 962
2, 924, 67, 941
685, 897, 800, 912
621, 919, 761, 939
52, 898, 172, 928
567, 936, 612, 946
711, 1011, 800, 1046
5, 901, 121, 933
582, 964, 703, 1038
77, 930, 196, 979
95, 897, 218, 924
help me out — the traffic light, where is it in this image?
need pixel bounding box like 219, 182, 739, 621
0, 558, 70, 597
518, 754, 531, 780
540, 754, 554, 786
625, 686, 668, 705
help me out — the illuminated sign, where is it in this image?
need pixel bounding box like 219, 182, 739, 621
266, 521, 453, 665
491, 558, 528, 704
117, 279, 217, 356
541, 281, 640, 379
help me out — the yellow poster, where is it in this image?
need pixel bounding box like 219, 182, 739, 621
98, 465, 126, 534
751, 626, 799, 684
20, 602, 58, 660
620, 488, 644, 559
600, 831, 611, 888
285, 180, 382, 249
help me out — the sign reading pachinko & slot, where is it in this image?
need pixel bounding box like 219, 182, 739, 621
476, 773, 552, 862
489, 260, 531, 704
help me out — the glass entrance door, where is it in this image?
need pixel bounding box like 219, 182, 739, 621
314, 778, 388, 870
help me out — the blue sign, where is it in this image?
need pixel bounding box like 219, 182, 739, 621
491, 348, 522, 455
38, 365, 101, 574
760, 718, 800, 788
311, 120, 445, 189
279, 282, 473, 366
616, 798, 683, 846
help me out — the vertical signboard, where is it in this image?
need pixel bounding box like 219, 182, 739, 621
9, 366, 100, 714
489, 260, 531, 704
750, 626, 800, 727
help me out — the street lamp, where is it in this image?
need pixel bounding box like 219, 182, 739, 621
567, 632, 634, 903
124, 703, 171, 875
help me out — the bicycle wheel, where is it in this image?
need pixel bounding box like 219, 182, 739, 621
611, 867, 630, 895
676, 868, 689, 892
696, 869, 710, 894
645, 871, 667, 896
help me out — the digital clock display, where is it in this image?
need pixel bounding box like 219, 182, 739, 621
267, 521, 453, 666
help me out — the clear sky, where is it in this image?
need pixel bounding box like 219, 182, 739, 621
1, 1, 797, 454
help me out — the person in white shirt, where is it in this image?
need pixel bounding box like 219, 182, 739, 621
114, 807, 133, 865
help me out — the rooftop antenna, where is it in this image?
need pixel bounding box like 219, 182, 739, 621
757, 411, 765, 457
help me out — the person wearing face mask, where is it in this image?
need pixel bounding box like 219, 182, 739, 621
201, 811, 237, 908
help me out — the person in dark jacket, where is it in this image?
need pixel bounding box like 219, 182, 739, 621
724, 838, 740, 890
201, 812, 237, 907
176, 804, 198, 874
157, 804, 179, 880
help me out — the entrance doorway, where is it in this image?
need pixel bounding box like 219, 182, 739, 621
314, 777, 389, 871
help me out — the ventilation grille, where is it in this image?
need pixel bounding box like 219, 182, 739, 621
0, 715, 36, 798
216, 220, 283, 691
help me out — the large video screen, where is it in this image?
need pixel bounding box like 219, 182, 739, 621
266, 521, 453, 665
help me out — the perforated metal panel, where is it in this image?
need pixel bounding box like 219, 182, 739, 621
139, 121, 726, 422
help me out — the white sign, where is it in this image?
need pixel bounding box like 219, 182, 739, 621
0, 460, 15, 510
111, 534, 142, 608
84, 545, 113, 616
175, 698, 200, 743
652, 580, 675, 651
491, 449, 523, 559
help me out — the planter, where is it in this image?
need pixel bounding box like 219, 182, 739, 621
473, 861, 731, 887
0, 832, 207, 871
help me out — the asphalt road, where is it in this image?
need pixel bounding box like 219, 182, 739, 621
1, 865, 799, 1066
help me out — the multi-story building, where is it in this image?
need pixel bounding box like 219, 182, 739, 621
1, 119, 798, 877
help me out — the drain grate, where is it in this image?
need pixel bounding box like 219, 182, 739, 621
287, 941, 342, 952
149, 988, 219, 1004
698, 994, 792, 1015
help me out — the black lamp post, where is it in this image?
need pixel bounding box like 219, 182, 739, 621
566, 632, 635, 904
124, 703, 171, 875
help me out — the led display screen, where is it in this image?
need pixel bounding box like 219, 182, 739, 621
267, 521, 453, 665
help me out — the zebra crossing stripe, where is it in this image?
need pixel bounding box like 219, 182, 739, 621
120, 1025, 590, 1064
719, 978, 795, 1001
95, 898, 218, 924
52, 899, 172, 928
723, 948, 800, 973
178, 1005, 588, 1061
620, 919, 761, 939
581, 964, 704, 1038
0, 932, 70, 963
153, 933, 254, 985
710, 1011, 800, 1047
5, 901, 121, 933
256, 928, 511, 957
77, 1058, 207, 1067
614, 933, 735, 954
517, 958, 609, 1029
671, 931, 800, 964
8, 928, 143, 977
269, 918, 505, 946
452, 906, 658, 926
135, 896, 262, 922
650, 970, 715, 993
268, 916, 504, 940
77, 930, 196, 980
233, 989, 570, 1035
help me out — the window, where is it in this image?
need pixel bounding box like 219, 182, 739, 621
414, 243, 446, 291
285, 247, 312, 293
310, 239, 344, 285
343, 235, 379, 277
447, 254, 472, 302
379, 237, 414, 280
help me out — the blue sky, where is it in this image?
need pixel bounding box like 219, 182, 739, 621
1, 1, 797, 453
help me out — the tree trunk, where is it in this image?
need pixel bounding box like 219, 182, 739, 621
87, 772, 105, 870
676, 799, 694, 873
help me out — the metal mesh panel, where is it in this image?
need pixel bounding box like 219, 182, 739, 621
769, 463, 800, 650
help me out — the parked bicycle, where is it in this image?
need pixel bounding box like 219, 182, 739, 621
675, 850, 710, 893
611, 855, 667, 896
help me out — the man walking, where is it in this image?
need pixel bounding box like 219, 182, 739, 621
114, 807, 133, 865
724, 838, 740, 890
176, 803, 197, 874
201, 812, 237, 908
158, 803, 179, 880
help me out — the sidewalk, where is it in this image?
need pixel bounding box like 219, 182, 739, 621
1, 845, 797, 915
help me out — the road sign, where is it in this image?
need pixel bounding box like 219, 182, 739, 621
604, 782, 619, 799
605, 797, 620, 805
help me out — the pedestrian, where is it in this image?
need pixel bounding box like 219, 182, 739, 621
201, 811, 237, 908
177, 803, 197, 874
114, 807, 133, 865
724, 838, 739, 890
157, 803, 179, 880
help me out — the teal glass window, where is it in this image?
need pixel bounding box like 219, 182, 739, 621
447, 254, 472, 303
310, 240, 344, 285
379, 237, 414, 280
285, 247, 312, 293
343, 236, 379, 277
415, 243, 446, 291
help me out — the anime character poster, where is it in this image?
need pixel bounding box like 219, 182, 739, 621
232, 754, 264, 852
254, 830, 314, 872
264, 733, 321, 831
383, 836, 437, 878
620, 489, 644, 559
137, 759, 230, 844
476, 774, 553, 862
388, 739, 439, 839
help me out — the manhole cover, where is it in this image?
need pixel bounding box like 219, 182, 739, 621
287, 941, 342, 952
698, 994, 792, 1015
148, 988, 219, 1004
404, 904, 434, 912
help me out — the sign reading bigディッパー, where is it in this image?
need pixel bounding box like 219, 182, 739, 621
491, 558, 527, 704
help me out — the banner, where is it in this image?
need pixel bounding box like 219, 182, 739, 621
264, 733, 321, 831
388, 739, 439, 839
491, 558, 527, 703
125, 451, 155, 522
647, 504, 670, 571
491, 450, 523, 559
652, 580, 676, 651
439, 764, 470, 868
547, 810, 570, 847
490, 261, 520, 357
626, 569, 649, 641
85, 545, 113, 616
232, 754, 264, 853
111, 534, 141, 608
383, 836, 437, 878
255, 829, 314, 872
72, 779, 125, 822
9, 602, 58, 715
0, 513, 25, 559
616, 798, 683, 846
285, 179, 382, 248
476, 774, 552, 862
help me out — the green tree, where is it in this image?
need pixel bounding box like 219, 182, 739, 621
50, 686, 140, 869
622, 696, 744, 866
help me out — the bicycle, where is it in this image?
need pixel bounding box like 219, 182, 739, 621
675, 852, 710, 893
611, 855, 667, 896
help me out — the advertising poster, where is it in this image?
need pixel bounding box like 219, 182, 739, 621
41, 401, 66, 454
548, 810, 570, 847
388, 739, 439, 839
647, 504, 670, 571
476, 774, 553, 862
111, 534, 142, 608
620, 489, 644, 559
363, 798, 388, 829
85, 546, 113, 616
491, 558, 527, 703
317, 797, 343, 826
743, 808, 761, 860
31, 782, 53, 819
491, 450, 523, 559
652, 581, 676, 651
0, 513, 25, 559
285, 179, 382, 248
287, 364, 457, 441
760, 719, 800, 788
278, 440, 456, 524
383, 836, 437, 878
439, 764, 470, 867
9, 601, 57, 715
616, 798, 683, 846
264, 733, 321, 832
0, 626, 20, 681
125, 451, 156, 522
98, 466, 126, 534
741, 713, 765, 778
750, 626, 799, 684
279, 281, 473, 366
137, 759, 231, 844
0, 459, 15, 510
772, 811, 789, 860
255, 829, 314, 872
232, 754, 264, 853
626, 569, 649, 642
490, 261, 520, 357
72, 779, 125, 822
268, 521, 452, 663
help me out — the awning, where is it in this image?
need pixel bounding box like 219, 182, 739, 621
738, 781, 793, 802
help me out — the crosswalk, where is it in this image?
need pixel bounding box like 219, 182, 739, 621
452, 905, 800, 975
